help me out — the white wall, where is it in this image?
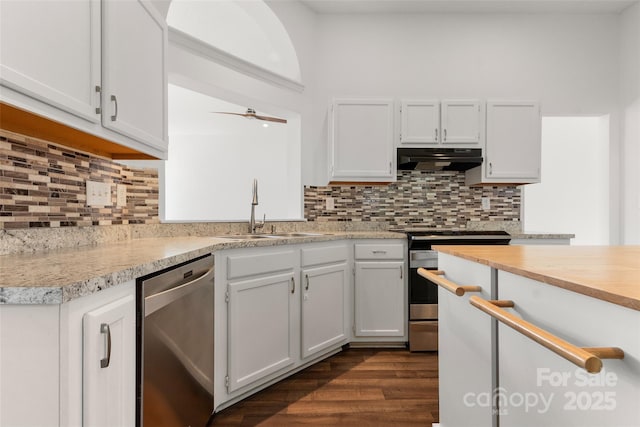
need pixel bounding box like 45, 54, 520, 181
523, 117, 610, 245
304, 13, 620, 185
620, 2, 640, 244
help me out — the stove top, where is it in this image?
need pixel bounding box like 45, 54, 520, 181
393, 229, 511, 248
391, 228, 511, 237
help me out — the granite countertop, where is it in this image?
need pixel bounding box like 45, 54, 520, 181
0, 231, 404, 305
433, 245, 640, 311
509, 232, 575, 239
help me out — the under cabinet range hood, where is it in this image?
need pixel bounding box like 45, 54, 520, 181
397, 147, 482, 171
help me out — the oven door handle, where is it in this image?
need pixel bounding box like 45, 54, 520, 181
417, 268, 482, 296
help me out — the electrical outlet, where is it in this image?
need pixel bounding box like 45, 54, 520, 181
481, 197, 490, 211
326, 197, 335, 210
116, 184, 127, 207
86, 181, 111, 207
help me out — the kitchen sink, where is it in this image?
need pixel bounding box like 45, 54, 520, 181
270, 232, 330, 237
217, 234, 282, 240
216, 232, 332, 240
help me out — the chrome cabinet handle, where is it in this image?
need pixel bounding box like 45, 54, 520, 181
100, 323, 111, 368
435, 128, 438, 141
110, 95, 118, 121
305, 274, 310, 291
489, 162, 493, 175
372, 250, 387, 254
291, 277, 295, 294
400, 266, 403, 279
443, 128, 447, 142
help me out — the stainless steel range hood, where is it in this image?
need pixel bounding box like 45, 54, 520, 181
397, 148, 483, 171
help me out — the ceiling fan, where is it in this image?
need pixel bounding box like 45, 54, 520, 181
211, 108, 287, 124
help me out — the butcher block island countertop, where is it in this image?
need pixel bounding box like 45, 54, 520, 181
433, 245, 640, 311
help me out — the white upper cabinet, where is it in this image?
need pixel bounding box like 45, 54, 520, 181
466, 100, 541, 185
0, 0, 101, 122
440, 99, 482, 145
399, 99, 482, 147
101, 0, 167, 151
329, 98, 395, 182
0, 0, 168, 158
400, 99, 440, 144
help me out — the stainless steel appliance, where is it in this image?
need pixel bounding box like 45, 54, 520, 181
397, 147, 483, 171
405, 230, 511, 351
137, 254, 215, 427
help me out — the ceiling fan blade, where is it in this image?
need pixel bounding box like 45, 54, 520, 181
254, 114, 287, 124
210, 111, 249, 117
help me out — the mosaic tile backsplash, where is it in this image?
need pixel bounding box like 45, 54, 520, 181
1, 128, 519, 231
304, 170, 521, 228
0, 130, 159, 229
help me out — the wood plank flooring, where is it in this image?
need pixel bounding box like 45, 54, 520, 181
211, 348, 439, 426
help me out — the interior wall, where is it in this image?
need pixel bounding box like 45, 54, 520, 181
620, 2, 640, 244
302, 12, 620, 185
523, 117, 610, 245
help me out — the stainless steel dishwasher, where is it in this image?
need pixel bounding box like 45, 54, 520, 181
136, 254, 215, 427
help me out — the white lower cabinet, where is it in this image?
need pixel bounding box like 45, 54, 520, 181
353, 241, 407, 341
227, 271, 296, 393
215, 241, 353, 411
496, 272, 640, 427
301, 249, 349, 359
0, 281, 136, 427
354, 261, 404, 337
437, 253, 494, 427
437, 253, 640, 427
82, 294, 136, 427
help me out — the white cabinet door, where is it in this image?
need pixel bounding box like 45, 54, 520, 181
496, 272, 640, 427
441, 99, 482, 145
354, 261, 405, 337
83, 294, 136, 427
329, 99, 395, 182
227, 272, 296, 392
301, 263, 348, 359
0, 0, 100, 122
475, 100, 540, 184
438, 253, 494, 427
399, 99, 440, 145
101, 0, 167, 151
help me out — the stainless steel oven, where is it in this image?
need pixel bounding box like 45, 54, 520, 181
404, 230, 511, 352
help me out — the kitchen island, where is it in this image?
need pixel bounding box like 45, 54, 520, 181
432, 245, 640, 427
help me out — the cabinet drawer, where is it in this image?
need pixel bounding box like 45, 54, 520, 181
354, 243, 404, 260
227, 250, 295, 279
301, 245, 348, 267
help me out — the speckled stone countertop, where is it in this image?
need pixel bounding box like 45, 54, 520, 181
508, 232, 574, 239
0, 231, 404, 305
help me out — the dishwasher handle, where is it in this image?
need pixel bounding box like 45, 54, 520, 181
145, 266, 215, 316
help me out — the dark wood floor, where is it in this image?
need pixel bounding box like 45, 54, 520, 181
211, 347, 439, 426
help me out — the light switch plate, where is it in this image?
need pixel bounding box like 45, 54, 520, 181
86, 181, 111, 206
116, 184, 127, 207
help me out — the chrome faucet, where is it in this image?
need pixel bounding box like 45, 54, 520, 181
250, 179, 265, 234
